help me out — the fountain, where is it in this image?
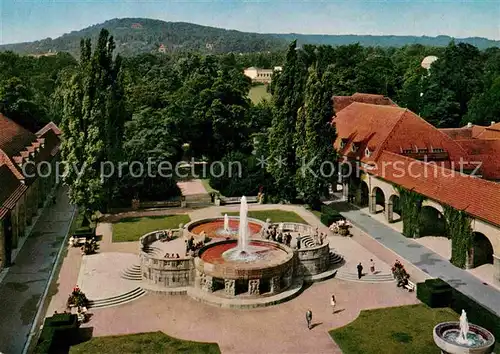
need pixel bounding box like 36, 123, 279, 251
433, 309, 495, 354
224, 214, 230, 233
237, 196, 249, 253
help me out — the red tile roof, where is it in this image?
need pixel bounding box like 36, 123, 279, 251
333, 93, 397, 113
0, 114, 38, 157
333, 103, 469, 165
455, 139, 500, 180
371, 151, 500, 227
36, 122, 61, 137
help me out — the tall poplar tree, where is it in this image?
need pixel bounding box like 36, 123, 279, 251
267, 40, 305, 202
60, 29, 127, 212
295, 67, 337, 207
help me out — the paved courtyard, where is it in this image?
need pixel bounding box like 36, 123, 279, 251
82, 278, 418, 354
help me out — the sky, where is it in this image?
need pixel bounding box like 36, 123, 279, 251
1, 0, 499, 45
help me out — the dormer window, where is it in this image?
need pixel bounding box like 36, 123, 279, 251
432, 148, 444, 153
365, 148, 372, 157
417, 148, 428, 153
351, 143, 360, 153
340, 138, 348, 148
402, 149, 413, 154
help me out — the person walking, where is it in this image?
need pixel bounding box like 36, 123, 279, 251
370, 259, 375, 273
330, 294, 336, 314
357, 262, 363, 279
306, 309, 313, 329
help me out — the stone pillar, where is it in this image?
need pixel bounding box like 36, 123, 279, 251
202, 275, 214, 292
369, 194, 377, 214
224, 279, 235, 296
342, 182, 349, 201
270, 276, 281, 294
493, 254, 500, 282
466, 248, 474, 270
248, 279, 260, 295
386, 201, 394, 223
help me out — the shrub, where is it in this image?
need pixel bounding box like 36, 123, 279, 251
320, 204, 343, 226
416, 278, 452, 308
35, 314, 78, 353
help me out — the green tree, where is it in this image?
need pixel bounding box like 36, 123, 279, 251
295, 67, 337, 207
465, 76, 500, 126
267, 40, 306, 202
0, 76, 47, 131
60, 30, 128, 212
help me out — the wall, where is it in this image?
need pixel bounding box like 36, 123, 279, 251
141, 256, 195, 288
295, 243, 330, 276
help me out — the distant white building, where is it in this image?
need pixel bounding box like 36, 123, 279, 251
243, 66, 282, 84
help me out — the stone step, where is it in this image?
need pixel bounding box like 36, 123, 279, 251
88, 287, 146, 309
335, 269, 395, 283
329, 252, 344, 265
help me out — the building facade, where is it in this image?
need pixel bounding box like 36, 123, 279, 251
0, 115, 61, 271
243, 66, 282, 84
332, 94, 500, 282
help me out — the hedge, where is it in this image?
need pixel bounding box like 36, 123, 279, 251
320, 204, 343, 226
417, 278, 500, 343
35, 314, 78, 353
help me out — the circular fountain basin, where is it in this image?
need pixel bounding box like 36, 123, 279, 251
186, 217, 263, 239
196, 239, 294, 280
433, 322, 495, 354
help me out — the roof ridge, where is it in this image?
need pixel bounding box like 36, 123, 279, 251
373, 108, 408, 161
0, 149, 24, 181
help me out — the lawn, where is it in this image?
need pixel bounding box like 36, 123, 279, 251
70, 331, 221, 354
248, 85, 271, 104
112, 214, 191, 242
329, 304, 458, 354
226, 209, 307, 224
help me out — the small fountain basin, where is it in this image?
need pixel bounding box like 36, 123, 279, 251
433, 322, 495, 354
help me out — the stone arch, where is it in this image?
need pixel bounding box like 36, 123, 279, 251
471, 232, 494, 268
419, 204, 447, 237
359, 180, 369, 208
372, 186, 386, 214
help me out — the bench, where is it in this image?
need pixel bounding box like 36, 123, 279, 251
403, 280, 416, 292
220, 196, 259, 205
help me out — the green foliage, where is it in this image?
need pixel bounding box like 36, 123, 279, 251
416, 278, 453, 308
295, 66, 337, 207
395, 186, 424, 238
209, 151, 271, 197
267, 40, 307, 202
443, 205, 473, 268
319, 204, 343, 226
60, 30, 128, 212
465, 76, 500, 126
35, 314, 78, 353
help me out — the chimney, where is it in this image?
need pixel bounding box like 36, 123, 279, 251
467, 122, 473, 128
491, 121, 496, 126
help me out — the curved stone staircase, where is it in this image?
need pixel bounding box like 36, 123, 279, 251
121, 264, 141, 281
87, 287, 146, 309
329, 251, 344, 266
142, 245, 162, 257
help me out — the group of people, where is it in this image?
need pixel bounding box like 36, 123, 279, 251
312, 227, 327, 245
164, 253, 180, 259
185, 235, 205, 255
356, 259, 376, 279
159, 229, 175, 242
263, 225, 292, 247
